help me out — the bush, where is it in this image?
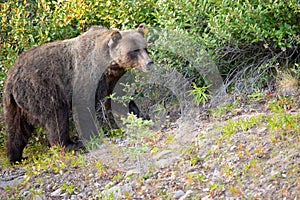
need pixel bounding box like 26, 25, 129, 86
152, 0, 299, 95
0, 0, 156, 59
1, 0, 298, 79
0, 0, 156, 96
154, 0, 299, 48
205, 0, 299, 48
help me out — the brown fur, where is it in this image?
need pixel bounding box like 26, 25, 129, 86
3, 24, 153, 163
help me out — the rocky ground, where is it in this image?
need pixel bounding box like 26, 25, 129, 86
1, 96, 300, 199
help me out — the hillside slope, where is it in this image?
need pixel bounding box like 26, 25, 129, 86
1, 95, 300, 199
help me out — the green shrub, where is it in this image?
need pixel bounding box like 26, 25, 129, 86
0, 0, 156, 99
0, 0, 156, 60
154, 0, 299, 48
1, 0, 298, 90
206, 0, 299, 48
153, 0, 299, 96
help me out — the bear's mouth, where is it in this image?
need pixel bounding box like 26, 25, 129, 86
140, 61, 154, 72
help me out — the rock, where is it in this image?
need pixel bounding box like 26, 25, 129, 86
125, 169, 140, 177
153, 150, 176, 168
153, 150, 172, 160
121, 183, 133, 194
173, 190, 185, 199
230, 145, 237, 151
50, 188, 62, 197
22, 191, 30, 197
202, 195, 213, 200
179, 190, 193, 200
34, 195, 44, 200
0, 175, 24, 189
88, 173, 94, 178
102, 185, 122, 198
77, 192, 87, 198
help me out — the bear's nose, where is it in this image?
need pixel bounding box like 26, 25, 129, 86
146, 61, 154, 71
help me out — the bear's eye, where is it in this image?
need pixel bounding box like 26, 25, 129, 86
128, 49, 140, 59
132, 49, 140, 54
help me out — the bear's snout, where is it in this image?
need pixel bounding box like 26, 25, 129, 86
145, 60, 154, 72
139, 50, 153, 72
140, 59, 154, 72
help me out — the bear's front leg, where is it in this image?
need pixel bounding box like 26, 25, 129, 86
42, 94, 80, 149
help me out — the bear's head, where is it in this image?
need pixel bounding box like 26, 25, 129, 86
108, 24, 153, 72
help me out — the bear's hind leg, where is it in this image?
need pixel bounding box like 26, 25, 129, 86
5, 95, 34, 164
45, 119, 83, 151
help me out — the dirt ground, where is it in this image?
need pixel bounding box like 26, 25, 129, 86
1, 97, 300, 199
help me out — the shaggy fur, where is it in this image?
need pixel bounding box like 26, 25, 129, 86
4, 25, 153, 163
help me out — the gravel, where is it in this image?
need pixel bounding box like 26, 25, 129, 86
1, 99, 300, 199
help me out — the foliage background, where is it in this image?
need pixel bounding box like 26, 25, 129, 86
0, 0, 299, 146
1, 0, 299, 88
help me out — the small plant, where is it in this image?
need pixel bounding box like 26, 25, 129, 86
209, 182, 219, 191
193, 172, 205, 184
112, 172, 124, 182
61, 182, 76, 194
228, 185, 243, 197
121, 113, 154, 172
277, 95, 297, 111
189, 82, 212, 106
185, 172, 194, 186
265, 112, 300, 142
209, 103, 235, 120
150, 146, 159, 155
23, 145, 86, 177
181, 146, 201, 166
107, 128, 124, 138
247, 90, 265, 101
221, 115, 264, 140
84, 129, 105, 151
165, 133, 174, 144
28, 188, 45, 197
277, 71, 299, 97
94, 160, 106, 176
122, 113, 154, 139
222, 119, 238, 139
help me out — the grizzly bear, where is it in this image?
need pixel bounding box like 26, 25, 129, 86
3, 24, 153, 163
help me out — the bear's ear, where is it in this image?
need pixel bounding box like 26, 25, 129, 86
108, 30, 122, 48
137, 24, 146, 36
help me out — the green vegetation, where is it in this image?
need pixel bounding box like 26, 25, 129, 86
190, 82, 212, 106
121, 113, 154, 171
1, 0, 298, 81
1, 0, 298, 106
